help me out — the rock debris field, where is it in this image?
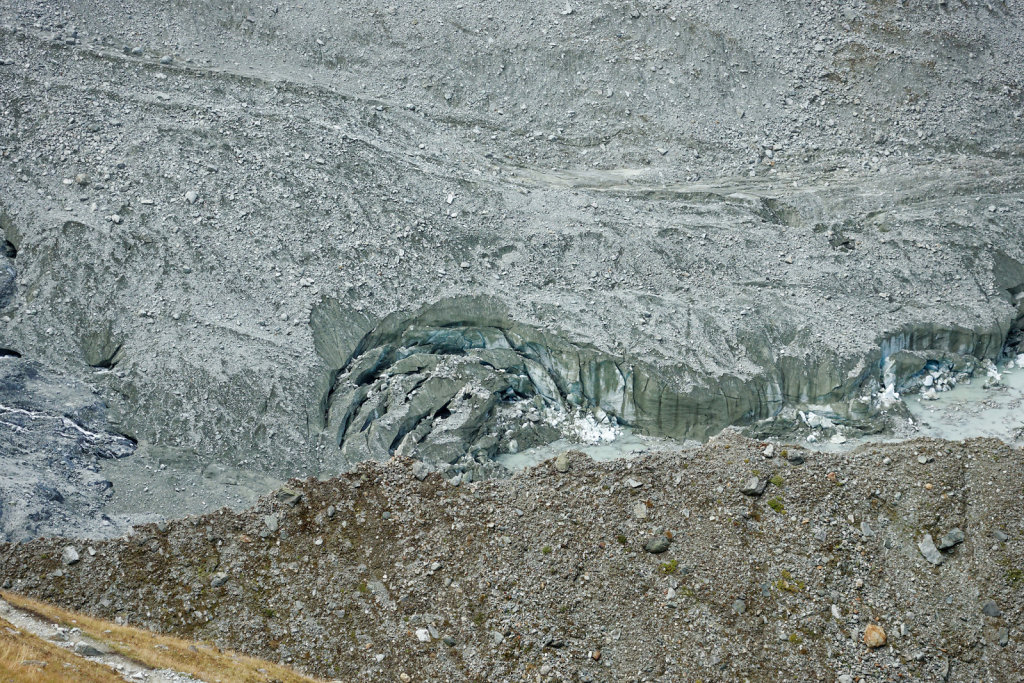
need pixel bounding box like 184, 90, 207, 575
1, 0, 1024, 680
1, 434, 1022, 681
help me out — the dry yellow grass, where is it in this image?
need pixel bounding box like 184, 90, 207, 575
0, 615, 123, 683
1, 592, 323, 683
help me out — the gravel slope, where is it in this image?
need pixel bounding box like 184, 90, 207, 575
2, 434, 1020, 681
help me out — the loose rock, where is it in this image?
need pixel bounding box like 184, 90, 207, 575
937, 528, 964, 550
918, 534, 944, 565
739, 477, 767, 496
644, 535, 671, 554
981, 600, 1002, 617
60, 546, 79, 566
863, 624, 886, 648
554, 453, 570, 473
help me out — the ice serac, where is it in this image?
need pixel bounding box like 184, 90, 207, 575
312, 294, 1024, 474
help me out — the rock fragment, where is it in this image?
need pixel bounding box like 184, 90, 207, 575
918, 534, 944, 565
412, 461, 431, 481
60, 546, 80, 565
937, 528, 964, 550
981, 600, 1002, 618
644, 534, 670, 554
554, 452, 570, 473
739, 477, 767, 496
73, 642, 104, 657
863, 623, 886, 648
275, 489, 302, 506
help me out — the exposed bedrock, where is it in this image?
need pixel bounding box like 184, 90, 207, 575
312, 293, 1023, 472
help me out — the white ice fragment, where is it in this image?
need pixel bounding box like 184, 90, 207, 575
878, 383, 901, 408
985, 360, 1002, 383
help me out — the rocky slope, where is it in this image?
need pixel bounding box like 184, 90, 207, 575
1, 434, 1020, 681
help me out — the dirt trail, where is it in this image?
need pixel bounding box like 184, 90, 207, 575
0, 597, 199, 682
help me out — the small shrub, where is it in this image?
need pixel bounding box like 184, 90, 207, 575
616, 534, 627, 545
541, 546, 552, 555
660, 559, 679, 575
775, 570, 806, 593
1007, 568, 1023, 586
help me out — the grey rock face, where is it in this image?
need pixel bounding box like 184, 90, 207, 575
0, 252, 14, 311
